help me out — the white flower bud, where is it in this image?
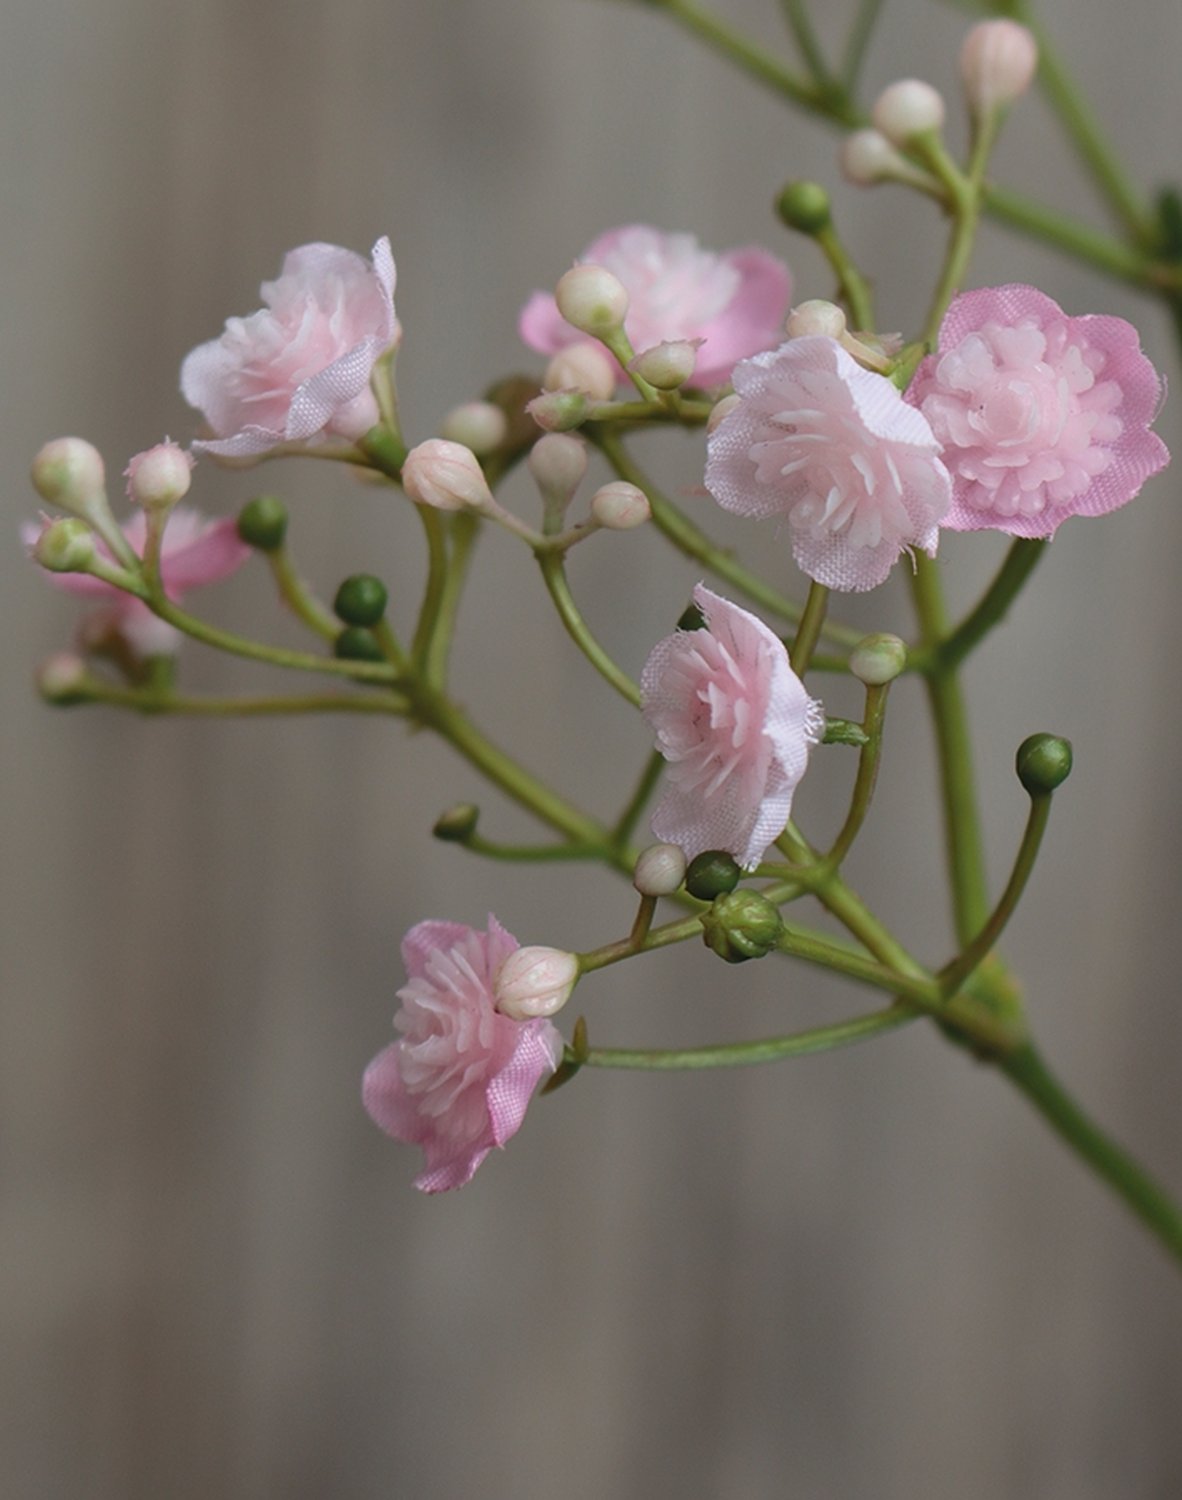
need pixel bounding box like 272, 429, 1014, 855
402, 439, 494, 513
543, 343, 617, 402
960, 20, 1038, 120
840, 129, 913, 187
555, 264, 629, 338
786, 300, 848, 341
590, 481, 650, 531
37, 652, 90, 703
494, 946, 580, 1021
849, 632, 908, 685
31, 437, 106, 518
528, 434, 588, 518
633, 842, 687, 897
439, 401, 509, 456
629, 340, 700, 391
872, 79, 946, 146
32, 517, 97, 573
125, 442, 193, 511
707, 394, 741, 435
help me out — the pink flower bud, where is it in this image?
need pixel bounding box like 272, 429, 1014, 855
590, 481, 650, 530
528, 434, 588, 518
629, 339, 701, 390
494, 946, 579, 1021
125, 443, 193, 511
543, 343, 617, 401
786, 300, 848, 340
402, 439, 494, 513
555, 264, 630, 337
439, 401, 509, 456
872, 79, 946, 146
960, 20, 1038, 120
633, 842, 687, 897
31, 437, 106, 517
840, 129, 913, 187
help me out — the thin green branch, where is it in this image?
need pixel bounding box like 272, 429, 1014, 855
839, 0, 884, 91
612, 748, 666, 847
918, 538, 1046, 675
536, 551, 642, 707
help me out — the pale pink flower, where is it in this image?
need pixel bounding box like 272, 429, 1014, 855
181, 238, 398, 458
908, 285, 1168, 537
640, 584, 824, 870
25, 506, 250, 656
519, 225, 791, 389
706, 336, 951, 591
363, 917, 563, 1193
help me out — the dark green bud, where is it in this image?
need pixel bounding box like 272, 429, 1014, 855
334, 574, 388, 627
684, 849, 742, 901
1016, 733, 1073, 796
700, 890, 784, 963
776, 180, 832, 236
433, 803, 480, 842
676, 602, 707, 632
236, 494, 288, 551
334, 626, 386, 662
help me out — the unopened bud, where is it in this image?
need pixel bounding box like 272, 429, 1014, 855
125, 442, 193, 511
872, 79, 946, 146
700, 890, 783, 963
1016, 733, 1073, 797
960, 19, 1038, 120
439, 401, 509, 456
237, 494, 289, 551
31, 437, 106, 520
526, 389, 588, 433
543, 343, 617, 402
36, 652, 90, 705
707, 394, 741, 435
848, 632, 907, 685
776, 180, 832, 236
786, 300, 848, 341
555, 264, 629, 338
32, 517, 97, 573
684, 850, 742, 902
433, 803, 479, 842
527, 434, 588, 518
333, 574, 388, 628
633, 842, 688, 898
402, 439, 494, 513
629, 340, 700, 390
334, 626, 386, 662
590, 481, 649, 531
494, 946, 579, 1020
840, 128, 914, 186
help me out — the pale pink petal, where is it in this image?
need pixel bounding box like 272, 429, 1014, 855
692, 248, 794, 387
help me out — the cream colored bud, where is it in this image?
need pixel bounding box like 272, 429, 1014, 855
439, 401, 509, 456
36, 652, 90, 704
31, 437, 106, 518
707, 394, 741, 435
786, 300, 848, 340
402, 439, 494, 513
555, 264, 629, 337
960, 19, 1038, 120
872, 79, 946, 145
590, 481, 650, 531
840, 129, 912, 186
633, 842, 688, 898
849, 633, 908, 685
629, 340, 700, 391
526, 389, 588, 433
543, 343, 617, 402
528, 434, 588, 519
494, 946, 580, 1021
125, 442, 193, 511
33, 517, 97, 573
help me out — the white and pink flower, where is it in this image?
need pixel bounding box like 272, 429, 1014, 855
519, 225, 791, 389
640, 584, 824, 870
362, 917, 563, 1193
908, 285, 1168, 537
706, 336, 951, 591
181, 238, 399, 458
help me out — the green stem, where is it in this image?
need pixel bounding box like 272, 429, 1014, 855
67, 683, 409, 716
982, 184, 1169, 288
459, 833, 601, 863
789, 581, 829, 676
266, 549, 339, 640
426, 511, 479, 690
815, 224, 875, 329
825, 681, 888, 868
917, 538, 1046, 675
781, 0, 833, 86
411, 505, 452, 681
839, 0, 883, 90
612, 749, 666, 847
536, 552, 641, 707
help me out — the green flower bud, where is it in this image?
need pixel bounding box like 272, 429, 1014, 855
700, 890, 784, 963
433, 803, 480, 842
334, 574, 388, 627
1016, 733, 1073, 796
776, 180, 832, 236
526, 389, 589, 433
334, 626, 386, 662
237, 495, 289, 551
684, 849, 742, 902
848, 632, 907, 685
32, 517, 96, 573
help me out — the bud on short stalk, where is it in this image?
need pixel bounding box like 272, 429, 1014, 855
494, 946, 579, 1020
526, 389, 589, 433
775, 180, 832, 236
840, 129, 916, 187
237, 495, 289, 551
849, 633, 907, 686
36, 652, 90, 705
629, 340, 699, 391
700, 890, 783, 963
786, 300, 848, 341
872, 79, 947, 147
555, 265, 629, 338
1016, 733, 1073, 796
528, 434, 588, 523
590, 481, 649, 531
960, 19, 1038, 122
633, 842, 688, 898
402, 439, 495, 513
125, 443, 193, 512
543, 343, 617, 402
32, 517, 97, 574
30, 437, 106, 519
439, 401, 509, 456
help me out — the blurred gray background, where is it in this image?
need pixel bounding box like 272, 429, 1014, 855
4, 1, 1182, 1496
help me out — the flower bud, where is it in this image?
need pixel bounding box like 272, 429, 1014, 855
700, 889, 784, 963
633, 842, 688, 897
848, 632, 907, 685
775, 180, 832, 236
872, 79, 946, 146
334, 574, 388, 627
840, 129, 913, 187
786, 300, 848, 341
237, 494, 289, 551
402, 439, 494, 513
543, 343, 617, 402
555, 264, 629, 338
707, 394, 741, 435
960, 19, 1038, 120
334, 626, 386, 662
590, 481, 650, 531
494, 946, 579, 1020
1016, 733, 1073, 796
629, 340, 700, 391
432, 802, 480, 843
439, 400, 509, 456
684, 849, 742, 902
125, 442, 193, 511
30, 437, 106, 517
526, 389, 589, 433
527, 434, 588, 519
36, 651, 90, 705
32, 517, 97, 573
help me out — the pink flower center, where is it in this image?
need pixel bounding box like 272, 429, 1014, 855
659, 633, 772, 804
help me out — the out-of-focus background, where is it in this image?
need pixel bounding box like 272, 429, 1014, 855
4, 2, 1182, 1496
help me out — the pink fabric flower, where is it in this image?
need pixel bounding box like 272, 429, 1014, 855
907, 285, 1168, 537
25, 507, 250, 656
363, 917, 563, 1193
706, 336, 951, 591
640, 584, 824, 870
519, 225, 791, 389
181, 238, 399, 458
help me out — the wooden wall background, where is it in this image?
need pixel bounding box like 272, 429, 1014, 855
4, 1, 1182, 1495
